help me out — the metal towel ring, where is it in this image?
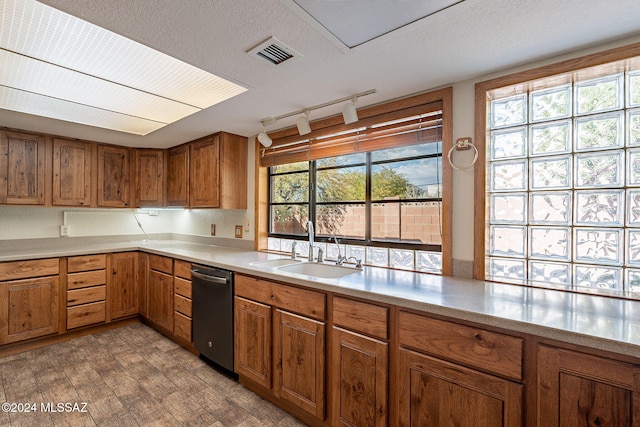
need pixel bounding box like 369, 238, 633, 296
447, 138, 478, 171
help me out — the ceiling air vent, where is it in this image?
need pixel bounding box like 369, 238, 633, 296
247, 37, 301, 66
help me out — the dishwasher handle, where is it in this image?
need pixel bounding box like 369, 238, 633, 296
191, 270, 229, 284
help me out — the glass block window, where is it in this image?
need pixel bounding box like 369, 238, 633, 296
486, 70, 640, 295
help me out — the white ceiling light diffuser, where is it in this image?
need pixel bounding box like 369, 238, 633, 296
0, 0, 247, 135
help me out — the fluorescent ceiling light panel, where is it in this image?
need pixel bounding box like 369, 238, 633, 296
291, 0, 464, 48
0, 0, 247, 135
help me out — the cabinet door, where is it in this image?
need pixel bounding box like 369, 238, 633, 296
147, 270, 173, 331
137, 253, 148, 318
219, 132, 247, 209
234, 296, 272, 388
398, 348, 522, 427
0, 276, 59, 344
135, 149, 164, 207
52, 138, 92, 206
109, 252, 138, 320
274, 309, 325, 420
332, 327, 388, 427
97, 144, 130, 207
538, 344, 640, 427
167, 145, 189, 206
189, 136, 220, 207
0, 130, 46, 205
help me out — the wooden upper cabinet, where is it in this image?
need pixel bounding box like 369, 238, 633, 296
167, 145, 189, 207
218, 132, 247, 209
135, 149, 164, 207
0, 130, 46, 205
189, 136, 220, 207
97, 144, 130, 207
52, 138, 93, 207
188, 131, 247, 209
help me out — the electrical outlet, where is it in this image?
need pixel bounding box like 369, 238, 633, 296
210, 224, 216, 236
60, 225, 69, 237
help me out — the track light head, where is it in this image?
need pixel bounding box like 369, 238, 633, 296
296, 110, 311, 136
257, 132, 272, 147
342, 97, 358, 124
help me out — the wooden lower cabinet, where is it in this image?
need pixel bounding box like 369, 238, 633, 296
234, 296, 272, 388
331, 327, 388, 427
398, 348, 523, 426
108, 252, 138, 320
0, 276, 59, 344
147, 269, 173, 331
66, 254, 107, 329
274, 309, 325, 419
234, 274, 326, 425
537, 344, 640, 427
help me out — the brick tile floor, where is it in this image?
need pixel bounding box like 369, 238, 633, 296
0, 323, 306, 427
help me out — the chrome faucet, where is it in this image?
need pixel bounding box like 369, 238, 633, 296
331, 233, 346, 265
306, 221, 314, 261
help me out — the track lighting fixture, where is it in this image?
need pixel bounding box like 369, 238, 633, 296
342, 96, 358, 124
257, 132, 272, 147
257, 119, 274, 147
257, 89, 376, 143
296, 110, 311, 136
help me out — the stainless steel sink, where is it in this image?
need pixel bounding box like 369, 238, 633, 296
250, 258, 304, 268
277, 262, 360, 279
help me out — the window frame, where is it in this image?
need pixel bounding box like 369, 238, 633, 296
474, 42, 640, 292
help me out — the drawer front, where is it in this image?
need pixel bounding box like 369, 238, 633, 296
67, 301, 106, 329
174, 277, 192, 298
174, 260, 191, 280
174, 312, 192, 342
67, 254, 106, 273
333, 296, 388, 340
0, 258, 59, 281
174, 294, 192, 317
235, 274, 325, 320
67, 285, 106, 307
398, 311, 523, 380
67, 270, 106, 290
149, 254, 173, 274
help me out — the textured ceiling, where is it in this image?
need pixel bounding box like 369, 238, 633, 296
3, 0, 640, 148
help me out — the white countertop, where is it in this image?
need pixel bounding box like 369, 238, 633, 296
2, 238, 639, 358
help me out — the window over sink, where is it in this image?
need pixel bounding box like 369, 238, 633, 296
261, 89, 451, 274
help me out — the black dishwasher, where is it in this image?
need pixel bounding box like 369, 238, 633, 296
191, 264, 234, 372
